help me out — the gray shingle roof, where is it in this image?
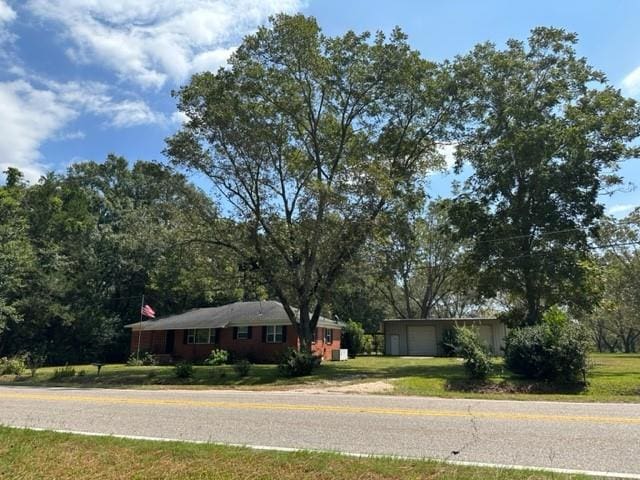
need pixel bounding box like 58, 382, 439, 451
125, 300, 345, 331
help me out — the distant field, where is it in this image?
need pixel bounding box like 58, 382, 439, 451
0, 426, 588, 480
1, 354, 638, 403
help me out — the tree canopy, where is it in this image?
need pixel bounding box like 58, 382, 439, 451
166, 14, 457, 348
449, 27, 640, 325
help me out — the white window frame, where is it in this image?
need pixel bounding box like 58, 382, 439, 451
266, 325, 283, 343
187, 328, 215, 344
324, 328, 333, 344
237, 326, 249, 340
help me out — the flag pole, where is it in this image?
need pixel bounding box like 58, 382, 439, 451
136, 294, 144, 361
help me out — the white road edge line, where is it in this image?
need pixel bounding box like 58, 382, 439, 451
7, 425, 640, 479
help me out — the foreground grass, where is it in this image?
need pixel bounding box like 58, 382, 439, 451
0, 426, 587, 480
1, 354, 638, 403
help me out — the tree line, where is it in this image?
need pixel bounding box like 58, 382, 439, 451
2, 14, 640, 363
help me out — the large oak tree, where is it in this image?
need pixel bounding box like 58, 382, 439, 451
166, 14, 456, 350
449, 28, 640, 325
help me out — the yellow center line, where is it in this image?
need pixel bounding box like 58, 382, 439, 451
1, 392, 639, 425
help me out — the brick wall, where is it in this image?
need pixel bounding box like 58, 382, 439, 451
129, 326, 342, 363
129, 330, 167, 355
311, 327, 342, 360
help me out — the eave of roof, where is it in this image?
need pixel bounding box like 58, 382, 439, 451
383, 317, 496, 322
125, 300, 345, 331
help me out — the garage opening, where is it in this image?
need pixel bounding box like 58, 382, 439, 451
407, 325, 437, 356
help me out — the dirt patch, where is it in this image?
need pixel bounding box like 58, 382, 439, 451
290, 380, 394, 394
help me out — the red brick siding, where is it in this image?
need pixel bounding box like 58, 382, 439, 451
130, 326, 342, 363
130, 330, 167, 355
310, 328, 342, 360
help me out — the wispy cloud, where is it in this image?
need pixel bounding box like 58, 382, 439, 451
0, 79, 167, 182
0, 80, 75, 183
26, 0, 303, 89
622, 66, 640, 97
0, 0, 16, 45
606, 204, 637, 215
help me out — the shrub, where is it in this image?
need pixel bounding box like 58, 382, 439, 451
24, 351, 46, 377
342, 320, 365, 358
439, 328, 459, 357
52, 365, 76, 379
126, 352, 156, 366
455, 327, 493, 380
174, 362, 194, 379
204, 349, 229, 366
504, 312, 591, 383
278, 348, 321, 377
0, 355, 26, 376
233, 359, 252, 377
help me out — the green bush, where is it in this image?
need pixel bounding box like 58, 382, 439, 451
278, 348, 321, 377
439, 328, 459, 357
24, 351, 46, 377
0, 355, 26, 376
126, 352, 156, 366
233, 359, 252, 377
455, 327, 493, 380
174, 362, 194, 379
504, 310, 591, 383
52, 365, 76, 379
362, 334, 384, 355
342, 320, 365, 358
204, 349, 229, 366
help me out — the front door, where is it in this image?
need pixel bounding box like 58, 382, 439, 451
389, 335, 400, 355
165, 330, 175, 354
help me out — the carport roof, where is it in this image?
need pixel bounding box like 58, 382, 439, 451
125, 300, 345, 331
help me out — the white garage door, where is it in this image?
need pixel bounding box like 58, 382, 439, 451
478, 325, 493, 352
407, 326, 437, 356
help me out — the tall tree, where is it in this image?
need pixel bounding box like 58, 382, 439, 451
166, 14, 456, 350
585, 211, 640, 352
0, 169, 36, 352
0, 158, 249, 363
373, 201, 472, 319
449, 28, 640, 325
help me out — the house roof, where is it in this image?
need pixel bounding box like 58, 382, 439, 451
125, 300, 345, 332
383, 317, 496, 323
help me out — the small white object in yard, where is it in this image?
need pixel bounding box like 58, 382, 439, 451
331, 349, 348, 361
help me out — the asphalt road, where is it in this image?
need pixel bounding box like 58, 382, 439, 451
0, 386, 639, 477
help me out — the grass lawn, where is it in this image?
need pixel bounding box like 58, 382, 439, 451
0, 426, 588, 480
1, 354, 638, 403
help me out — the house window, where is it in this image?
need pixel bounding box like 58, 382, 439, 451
187, 328, 215, 344
266, 325, 284, 343
324, 328, 333, 344
312, 328, 318, 343
237, 326, 249, 340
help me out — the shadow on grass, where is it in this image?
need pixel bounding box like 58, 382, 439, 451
445, 378, 588, 395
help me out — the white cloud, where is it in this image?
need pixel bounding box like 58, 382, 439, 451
51, 81, 167, 127
170, 111, 189, 126
0, 79, 167, 182
26, 0, 303, 88
0, 80, 75, 183
0, 0, 16, 23
622, 66, 640, 97
0, 0, 16, 44
437, 143, 458, 170
606, 204, 637, 215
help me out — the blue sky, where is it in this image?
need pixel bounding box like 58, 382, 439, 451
1, 0, 639, 215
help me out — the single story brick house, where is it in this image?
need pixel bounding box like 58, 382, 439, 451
383, 317, 506, 356
126, 300, 345, 363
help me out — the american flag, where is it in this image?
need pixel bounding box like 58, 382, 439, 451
141, 304, 156, 318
